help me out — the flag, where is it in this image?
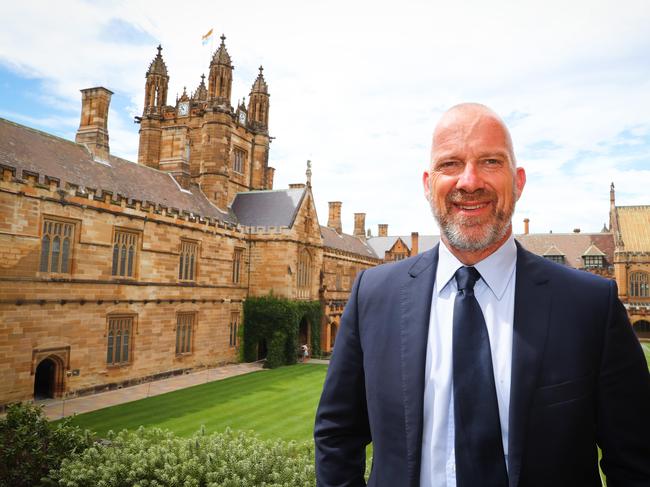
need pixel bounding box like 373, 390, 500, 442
201, 29, 213, 46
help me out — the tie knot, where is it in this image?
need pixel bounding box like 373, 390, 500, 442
454, 266, 481, 293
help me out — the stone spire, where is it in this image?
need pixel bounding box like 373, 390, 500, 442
208, 34, 233, 106
248, 65, 270, 132
143, 44, 169, 115
192, 73, 207, 101
306, 160, 312, 187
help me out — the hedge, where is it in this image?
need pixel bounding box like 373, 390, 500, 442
242, 296, 321, 368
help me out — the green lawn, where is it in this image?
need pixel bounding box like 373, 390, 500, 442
67, 364, 328, 441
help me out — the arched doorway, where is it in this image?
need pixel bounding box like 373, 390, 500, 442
257, 339, 268, 360
34, 358, 57, 399
299, 316, 310, 346
330, 322, 338, 350
633, 320, 650, 339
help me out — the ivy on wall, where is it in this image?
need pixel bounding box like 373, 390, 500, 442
242, 295, 322, 368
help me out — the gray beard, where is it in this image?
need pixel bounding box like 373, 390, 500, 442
430, 187, 516, 252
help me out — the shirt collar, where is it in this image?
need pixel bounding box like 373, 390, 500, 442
436, 234, 517, 300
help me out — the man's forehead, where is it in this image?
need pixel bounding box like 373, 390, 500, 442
431, 105, 513, 156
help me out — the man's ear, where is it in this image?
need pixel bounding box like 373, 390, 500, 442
423, 170, 432, 201
515, 166, 526, 200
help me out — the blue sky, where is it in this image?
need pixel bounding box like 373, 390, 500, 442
1, 0, 649, 236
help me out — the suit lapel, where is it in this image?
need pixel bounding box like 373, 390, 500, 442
400, 245, 438, 487
508, 243, 552, 487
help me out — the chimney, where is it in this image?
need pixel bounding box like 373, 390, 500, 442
75, 87, 113, 160
354, 213, 366, 240
289, 183, 306, 189
266, 167, 275, 189
523, 218, 530, 235
328, 202, 342, 233
378, 224, 388, 237
411, 231, 419, 256
573, 228, 581, 233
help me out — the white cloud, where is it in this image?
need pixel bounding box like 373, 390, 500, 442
1, 0, 649, 236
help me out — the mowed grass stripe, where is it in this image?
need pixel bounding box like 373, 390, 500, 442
67, 364, 328, 441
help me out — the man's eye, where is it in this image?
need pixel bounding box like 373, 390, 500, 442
437, 161, 459, 170
484, 158, 501, 166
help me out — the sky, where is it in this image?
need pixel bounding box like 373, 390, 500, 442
1, 0, 649, 236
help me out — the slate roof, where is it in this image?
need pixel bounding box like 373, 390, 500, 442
516, 232, 614, 268
366, 235, 441, 256
321, 225, 379, 259
0, 118, 235, 223
231, 188, 305, 227
615, 206, 650, 252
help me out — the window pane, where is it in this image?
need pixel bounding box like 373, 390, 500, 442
120, 245, 127, 276
189, 254, 195, 281
186, 324, 192, 352
61, 237, 70, 273
123, 328, 129, 361
179, 253, 184, 279
128, 246, 134, 277
51, 236, 60, 273
112, 244, 119, 275
107, 330, 114, 364
176, 325, 181, 353
115, 331, 122, 363
40, 235, 50, 272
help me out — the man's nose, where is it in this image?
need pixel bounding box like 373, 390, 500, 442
456, 162, 484, 192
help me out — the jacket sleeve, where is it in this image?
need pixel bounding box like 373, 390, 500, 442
314, 271, 371, 487
597, 280, 650, 486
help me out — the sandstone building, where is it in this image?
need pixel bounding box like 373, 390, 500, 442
0, 39, 379, 407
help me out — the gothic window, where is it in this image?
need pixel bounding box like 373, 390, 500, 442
229, 312, 240, 347
107, 316, 133, 366
232, 248, 243, 284
297, 249, 312, 299
112, 229, 138, 278
629, 272, 649, 298
232, 148, 246, 174
179, 240, 198, 281
583, 255, 604, 268
40, 219, 74, 274
176, 312, 195, 355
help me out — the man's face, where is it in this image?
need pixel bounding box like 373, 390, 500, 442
423, 107, 526, 253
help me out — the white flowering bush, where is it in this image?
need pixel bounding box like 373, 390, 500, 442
52, 426, 315, 486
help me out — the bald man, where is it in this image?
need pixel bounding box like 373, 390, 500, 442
314, 104, 650, 487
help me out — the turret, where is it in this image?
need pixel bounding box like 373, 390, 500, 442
248, 66, 270, 133
208, 35, 233, 108
143, 45, 169, 115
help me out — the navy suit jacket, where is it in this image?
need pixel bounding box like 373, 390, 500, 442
314, 243, 650, 487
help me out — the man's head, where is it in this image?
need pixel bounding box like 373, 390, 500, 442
423, 103, 526, 262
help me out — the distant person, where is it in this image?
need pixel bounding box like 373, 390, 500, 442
314, 103, 650, 486
301, 344, 309, 363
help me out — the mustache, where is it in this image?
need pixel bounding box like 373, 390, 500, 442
447, 188, 496, 204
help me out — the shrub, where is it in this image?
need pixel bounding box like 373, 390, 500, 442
52, 426, 316, 486
0, 402, 93, 487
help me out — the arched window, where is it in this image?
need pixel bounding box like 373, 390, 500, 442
629, 272, 649, 298
297, 249, 312, 299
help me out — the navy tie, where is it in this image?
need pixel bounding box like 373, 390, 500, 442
452, 266, 508, 487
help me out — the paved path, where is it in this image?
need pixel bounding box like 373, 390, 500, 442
39, 362, 265, 420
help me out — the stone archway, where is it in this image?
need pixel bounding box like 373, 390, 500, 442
32, 347, 69, 399
299, 315, 310, 346
633, 320, 650, 339
34, 358, 57, 399
330, 322, 339, 350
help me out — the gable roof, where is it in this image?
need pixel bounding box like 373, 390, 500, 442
0, 117, 235, 223
231, 188, 305, 228
320, 225, 379, 259
366, 235, 440, 256
516, 232, 614, 268
615, 206, 650, 252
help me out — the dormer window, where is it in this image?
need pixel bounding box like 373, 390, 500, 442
545, 255, 565, 265
583, 255, 604, 268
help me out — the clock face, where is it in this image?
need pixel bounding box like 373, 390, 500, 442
178, 102, 189, 117
238, 111, 247, 124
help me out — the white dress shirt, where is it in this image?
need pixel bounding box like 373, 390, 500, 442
419, 235, 517, 487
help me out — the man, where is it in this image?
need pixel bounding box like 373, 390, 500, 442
314, 103, 650, 487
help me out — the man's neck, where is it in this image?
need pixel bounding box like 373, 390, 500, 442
442, 226, 513, 266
